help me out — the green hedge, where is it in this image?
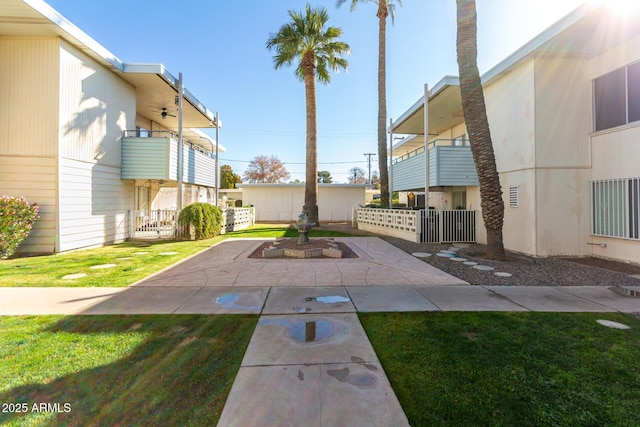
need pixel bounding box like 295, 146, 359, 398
177, 203, 222, 240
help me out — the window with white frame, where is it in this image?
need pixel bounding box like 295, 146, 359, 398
593, 61, 640, 132
591, 177, 640, 240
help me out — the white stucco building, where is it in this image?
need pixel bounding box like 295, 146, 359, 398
391, 3, 640, 264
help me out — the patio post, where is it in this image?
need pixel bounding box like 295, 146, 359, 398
177, 72, 184, 211
424, 83, 430, 209
215, 111, 220, 207
389, 118, 394, 209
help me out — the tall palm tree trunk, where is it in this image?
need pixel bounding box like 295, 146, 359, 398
377, 1, 390, 207
303, 51, 319, 224
456, 0, 505, 259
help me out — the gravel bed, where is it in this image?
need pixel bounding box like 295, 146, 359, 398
381, 236, 640, 287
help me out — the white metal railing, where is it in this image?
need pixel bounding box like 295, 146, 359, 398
591, 177, 640, 240
356, 208, 477, 243
129, 207, 255, 239
421, 209, 477, 243
130, 209, 181, 239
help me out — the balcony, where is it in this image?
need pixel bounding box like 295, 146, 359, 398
121, 130, 217, 187
392, 139, 479, 191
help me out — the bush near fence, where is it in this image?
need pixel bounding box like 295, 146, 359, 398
177, 202, 223, 240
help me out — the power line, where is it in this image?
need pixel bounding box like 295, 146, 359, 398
220, 158, 368, 165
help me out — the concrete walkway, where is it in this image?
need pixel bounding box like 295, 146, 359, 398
1, 237, 639, 426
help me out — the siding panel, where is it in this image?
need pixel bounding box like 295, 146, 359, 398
58, 41, 135, 166
0, 156, 57, 253
59, 157, 132, 252
0, 37, 59, 156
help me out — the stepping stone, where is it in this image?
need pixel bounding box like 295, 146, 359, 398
90, 264, 116, 269
463, 261, 478, 266
133, 252, 150, 255
453, 243, 470, 248
440, 250, 456, 254
494, 272, 512, 277
449, 257, 468, 262
159, 252, 178, 255
436, 253, 456, 258
62, 273, 87, 280
412, 252, 432, 258
473, 265, 495, 271
597, 319, 630, 330
447, 247, 462, 251
115, 257, 133, 261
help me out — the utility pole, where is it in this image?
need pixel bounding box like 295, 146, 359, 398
363, 153, 375, 185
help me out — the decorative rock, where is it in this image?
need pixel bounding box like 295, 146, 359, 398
473, 265, 495, 271
436, 253, 456, 258
449, 257, 468, 262
412, 252, 432, 258
463, 261, 478, 266
597, 319, 630, 330
90, 264, 117, 269
494, 272, 512, 277
62, 273, 87, 280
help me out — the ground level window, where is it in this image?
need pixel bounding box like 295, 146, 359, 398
591, 177, 640, 240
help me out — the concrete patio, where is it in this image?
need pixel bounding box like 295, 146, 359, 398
1, 237, 638, 427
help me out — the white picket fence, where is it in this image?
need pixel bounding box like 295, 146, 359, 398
129, 207, 254, 239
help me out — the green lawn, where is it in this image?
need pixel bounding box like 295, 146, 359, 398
360, 311, 640, 426
0, 225, 356, 287
0, 314, 257, 426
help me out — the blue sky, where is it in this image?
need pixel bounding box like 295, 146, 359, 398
46, 0, 584, 182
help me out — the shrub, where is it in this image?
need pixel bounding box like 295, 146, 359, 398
177, 202, 222, 240
0, 196, 39, 258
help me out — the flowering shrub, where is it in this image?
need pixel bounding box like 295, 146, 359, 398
0, 196, 39, 258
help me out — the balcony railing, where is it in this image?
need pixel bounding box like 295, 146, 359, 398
122, 130, 216, 158
121, 131, 217, 187
391, 139, 478, 190
393, 139, 469, 165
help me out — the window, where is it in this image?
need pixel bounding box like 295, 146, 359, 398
452, 191, 467, 209
591, 177, 640, 240
593, 62, 640, 131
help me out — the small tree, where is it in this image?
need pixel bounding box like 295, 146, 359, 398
220, 164, 242, 189
317, 170, 333, 183
348, 167, 367, 184
243, 155, 291, 183
177, 202, 222, 240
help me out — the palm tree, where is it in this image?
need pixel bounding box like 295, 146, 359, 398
455, 0, 505, 259
336, 0, 401, 208
267, 4, 349, 224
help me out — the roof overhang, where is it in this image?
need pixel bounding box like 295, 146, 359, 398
392, 75, 463, 136
391, 3, 640, 144
0, 0, 220, 137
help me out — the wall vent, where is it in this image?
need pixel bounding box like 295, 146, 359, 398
509, 186, 520, 208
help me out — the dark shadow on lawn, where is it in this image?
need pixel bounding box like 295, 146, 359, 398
0, 314, 256, 426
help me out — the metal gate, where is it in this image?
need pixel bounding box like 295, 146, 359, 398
420, 209, 476, 243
